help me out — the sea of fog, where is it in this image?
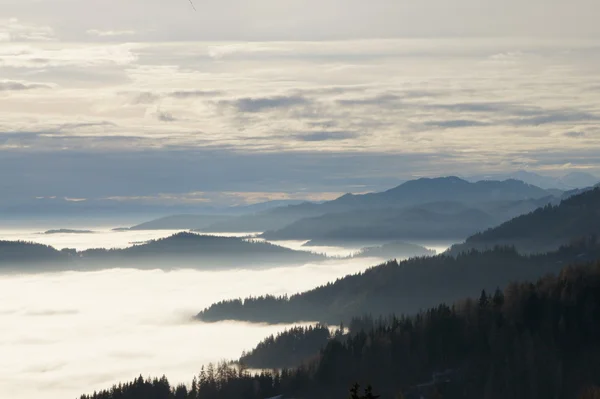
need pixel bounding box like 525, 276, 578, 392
0, 227, 455, 399
0, 227, 390, 399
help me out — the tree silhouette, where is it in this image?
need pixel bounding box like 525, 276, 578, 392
349, 384, 380, 399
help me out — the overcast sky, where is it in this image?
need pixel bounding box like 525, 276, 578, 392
0, 0, 599, 206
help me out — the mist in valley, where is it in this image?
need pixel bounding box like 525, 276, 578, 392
0, 237, 381, 399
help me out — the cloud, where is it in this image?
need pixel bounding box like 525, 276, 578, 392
125, 90, 223, 105
227, 95, 310, 113
25, 309, 79, 317
0, 260, 375, 399
509, 110, 600, 126
428, 102, 509, 113
0, 43, 138, 68
294, 131, 358, 142
156, 111, 177, 122
564, 131, 586, 138
59, 122, 117, 131
207, 43, 286, 59
0, 80, 52, 91
423, 119, 490, 128
0, 39, 599, 202
337, 94, 402, 107
22, 362, 67, 374
130, 91, 161, 105
0, 18, 55, 42
169, 90, 223, 99
86, 29, 136, 38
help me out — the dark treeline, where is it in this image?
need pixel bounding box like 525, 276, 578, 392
0, 232, 323, 272
0, 240, 69, 264
452, 187, 600, 254
197, 237, 600, 324
353, 241, 436, 259
82, 261, 600, 399
239, 324, 337, 369
81, 233, 322, 260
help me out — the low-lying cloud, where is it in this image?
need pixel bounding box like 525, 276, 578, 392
0, 80, 52, 91
229, 95, 311, 113
294, 131, 358, 141
0, 254, 379, 399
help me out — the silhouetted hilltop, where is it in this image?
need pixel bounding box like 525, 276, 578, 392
197, 237, 600, 324
354, 241, 436, 259
79, 232, 324, 268
0, 240, 70, 266
261, 197, 557, 243
204, 177, 554, 241
201, 202, 324, 233
261, 206, 498, 242
451, 187, 600, 254
43, 229, 94, 234
0, 233, 324, 272
129, 214, 232, 230
239, 324, 336, 369
332, 177, 552, 208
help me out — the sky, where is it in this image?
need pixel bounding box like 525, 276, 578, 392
0, 0, 600, 207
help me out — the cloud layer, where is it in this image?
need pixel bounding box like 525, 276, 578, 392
0, 239, 378, 399
0, 13, 599, 204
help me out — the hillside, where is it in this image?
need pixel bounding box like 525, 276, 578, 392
330, 177, 552, 209
451, 187, 600, 254
0, 233, 324, 272
43, 229, 95, 234
204, 177, 557, 234
200, 202, 325, 233
260, 200, 556, 242
239, 324, 335, 369
196, 236, 600, 324
83, 260, 600, 399
79, 232, 325, 268
0, 240, 70, 267
354, 241, 436, 259
129, 214, 232, 230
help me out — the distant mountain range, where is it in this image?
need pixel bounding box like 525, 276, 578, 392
0, 232, 324, 272
128, 215, 233, 231
467, 170, 599, 190
125, 177, 570, 245
196, 186, 600, 324
261, 197, 557, 242
118, 177, 600, 251
208, 177, 561, 242
450, 187, 600, 254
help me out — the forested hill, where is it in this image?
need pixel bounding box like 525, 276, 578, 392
196, 237, 600, 324
451, 187, 600, 254
82, 261, 600, 399
129, 215, 232, 231
239, 324, 336, 369
354, 241, 436, 259
0, 240, 69, 265
79, 233, 325, 268
0, 233, 324, 272
326, 176, 553, 208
